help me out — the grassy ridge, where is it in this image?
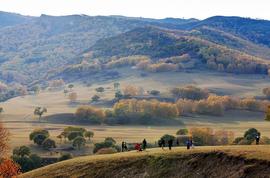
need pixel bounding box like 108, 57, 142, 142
20, 145, 270, 178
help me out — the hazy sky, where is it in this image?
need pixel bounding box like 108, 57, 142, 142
0, 0, 269, 20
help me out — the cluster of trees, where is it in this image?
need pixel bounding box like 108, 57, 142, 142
0, 82, 28, 102
136, 60, 180, 73
105, 55, 149, 69
48, 79, 65, 90
12, 146, 42, 172
189, 128, 234, 146
234, 128, 270, 145
75, 106, 105, 124
160, 127, 234, 146
29, 129, 56, 150
57, 127, 94, 150
199, 46, 269, 74
171, 85, 209, 100
93, 137, 119, 153
176, 95, 269, 116
112, 99, 178, 123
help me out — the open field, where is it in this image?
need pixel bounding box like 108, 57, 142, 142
1, 70, 270, 153
20, 145, 270, 178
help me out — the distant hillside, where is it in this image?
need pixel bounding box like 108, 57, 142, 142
0, 13, 195, 84
1, 12, 270, 87
20, 146, 270, 178
85, 26, 269, 75
0, 11, 33, 28
182, 16, 270, 47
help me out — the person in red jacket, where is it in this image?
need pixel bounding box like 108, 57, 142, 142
135, 143, 142, 151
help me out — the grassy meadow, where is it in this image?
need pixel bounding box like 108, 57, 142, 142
0, 69, 270, 155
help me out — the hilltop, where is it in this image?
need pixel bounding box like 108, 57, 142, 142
20, 145, 270, 178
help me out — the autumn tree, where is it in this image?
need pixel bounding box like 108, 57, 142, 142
171, 85, 209, 100
0, 122, 9, 158
265, 105, 270, 121
75, 106, 105, 123
0, 159, 21, 177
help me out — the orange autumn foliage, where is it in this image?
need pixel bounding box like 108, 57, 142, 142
0, 159, 21, 178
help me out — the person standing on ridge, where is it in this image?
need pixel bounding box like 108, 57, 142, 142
168, 139, 173, 150
142, 139, 147, 150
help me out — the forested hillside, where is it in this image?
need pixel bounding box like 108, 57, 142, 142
1, 12, 270, 101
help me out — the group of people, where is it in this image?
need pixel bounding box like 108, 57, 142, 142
158, 138, 174, 150
122, 134, 261, 152
121, 137, 194, 152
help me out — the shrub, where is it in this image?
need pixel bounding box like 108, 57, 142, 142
13, 146, 30, 157
29, 154, 42, 168
104, 137, 116, 144
149, 90, 160, 96
58, 153, 73, 162
244, 128, 260, 142
29, 129, 49, 141
176, 128, 188, 135
91, 95, 100, 102
33, 134, 48, 146
94, 141, 114, 153
68, 131, 83, 141
96, 148, 118, 155
72, 136, 86, 150
64, 127, 86, 133
95, 87, 105, 93
84, 131, 94, 140
42, 138, 56, 150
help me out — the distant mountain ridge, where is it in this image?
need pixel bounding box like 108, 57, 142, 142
0, 11, 270, 86
0, 11, 34, 28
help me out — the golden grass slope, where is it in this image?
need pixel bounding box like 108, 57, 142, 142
20, 145, 270, 178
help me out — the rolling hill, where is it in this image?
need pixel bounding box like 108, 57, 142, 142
20, 146, 270, 178
0, 12, 270, 93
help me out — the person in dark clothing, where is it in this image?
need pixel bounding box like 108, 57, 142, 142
190, 137, 193, 148
158, 140, 162, 147
168, 139, 173, 150
256, 134, 260, 145
186, 140, 190, 150
161, 138, 165, 150
124, 142, 128, 151
122, 141, 125, 152
176, 139, 179, 146
142, 139, 147, 150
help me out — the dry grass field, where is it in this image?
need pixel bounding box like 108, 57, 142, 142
1, 69, 270, 154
